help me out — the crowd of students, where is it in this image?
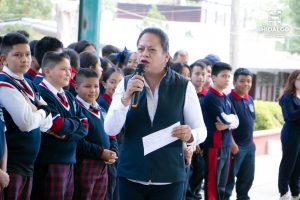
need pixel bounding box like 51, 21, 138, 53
0, 27, 298, 200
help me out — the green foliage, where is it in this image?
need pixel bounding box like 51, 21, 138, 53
138, 5, 169, 31
0, 24, 44, 40
279, 0, 300, 54
0, 0, 53, 20
254, 100, 283, 130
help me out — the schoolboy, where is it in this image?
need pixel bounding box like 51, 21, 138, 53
74, 68, 117, 199
0, 32, 52, 200
186, 61, 208, 200
224, 68, 255, 200
32, 36, 63, 85
203, 62, 239, 200
32, 51, 88, 200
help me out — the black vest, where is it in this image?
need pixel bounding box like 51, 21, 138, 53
118, 68, 189, 182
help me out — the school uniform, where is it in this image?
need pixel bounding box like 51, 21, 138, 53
0, 67, 52, 200
224, 90, 256, 200
74, 96, 110, 200
203, 87, 239, 200
24, 68, 37, 81
0, 108, 5, 200
104, 68, 207, 200
186, 87, 207, 200
31, 79, 88, 200
32, 73, 43, 85
97, 93, 119, 200
278, 92, 300, 197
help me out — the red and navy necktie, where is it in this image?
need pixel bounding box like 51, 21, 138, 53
18, 79, 33, 96
89, 105, 99, 115
57, 92, 68, 107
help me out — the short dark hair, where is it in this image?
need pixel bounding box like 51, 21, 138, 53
67, 42, 78, 50
74, 40, 96, 54
100, 57, 114, 73
102, 44, 120, 58
63, 48, 80, 71
190, 61, 207, 73
211, 62, 232, 76
16, 30, 30, 38
137, 27, 169, 52
41, 51, 70, 70
29, 40, 38, 56
170, 62, 190, 75
233, 68, 252, 82
0, 32, 29, 55
76, 68, 99, 85
102, 67, 123, 83
79, 51, 99, 70
35, 36, 64, 66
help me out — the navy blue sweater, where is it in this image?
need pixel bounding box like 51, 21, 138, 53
203, 87, 236, 148
228, 90, 255, 147
0, 74, 41, 175
280, 92, 300, 142
36, 85, 88, 164
118, 68, 188, 182
76, 99, 110, 161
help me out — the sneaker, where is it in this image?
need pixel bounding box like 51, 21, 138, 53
291, 196, 300, 200
279, 193, 290, 200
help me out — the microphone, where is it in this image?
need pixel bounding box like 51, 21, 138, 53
131, 64, 145, 108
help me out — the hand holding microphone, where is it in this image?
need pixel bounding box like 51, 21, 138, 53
122, 64, 145, 108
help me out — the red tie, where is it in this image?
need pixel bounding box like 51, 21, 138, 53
89, 105, 99, 115
57, 92, 68, 107
18, 80, 33, 96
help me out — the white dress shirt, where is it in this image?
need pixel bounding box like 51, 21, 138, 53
0, 66, 52, 132
104, 77, 207, 146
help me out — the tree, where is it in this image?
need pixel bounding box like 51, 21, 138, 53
0, 0, 52, 20
138, 5, 169, 31
278, 0, 300, 53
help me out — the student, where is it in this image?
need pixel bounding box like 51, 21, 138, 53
203, 62, 239, 200
74, 40, 96, 54
277, 70, 300, 200
224, 68, 256, 200
0, 32, 52, 200
24, 40, 40, 81
0, 107, 9, 200
74, 69, 117, 200
125, 52, 138, 69
33, 36, 63, 85
97, 67, 122, 200
186, 61, 207, 200
79, 51, 103, 79
102, 45, 120, 58
104, 27, 207, 200
32, 52, 88, 200
170, 62, 191, 79
63, 48, 80, 96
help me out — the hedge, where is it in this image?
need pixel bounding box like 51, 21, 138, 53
254, 100, 283, 130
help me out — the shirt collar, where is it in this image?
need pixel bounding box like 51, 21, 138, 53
230, 89, 249, 100
76, 95, 98, 110
209, 87, 226, 97
2, 66, 24, 80
197, 87, 207, 96
42, 79, 64, 96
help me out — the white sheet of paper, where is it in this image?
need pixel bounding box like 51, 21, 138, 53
142, 122, 180, 156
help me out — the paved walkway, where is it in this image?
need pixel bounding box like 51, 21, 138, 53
232, 142, 282, 200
